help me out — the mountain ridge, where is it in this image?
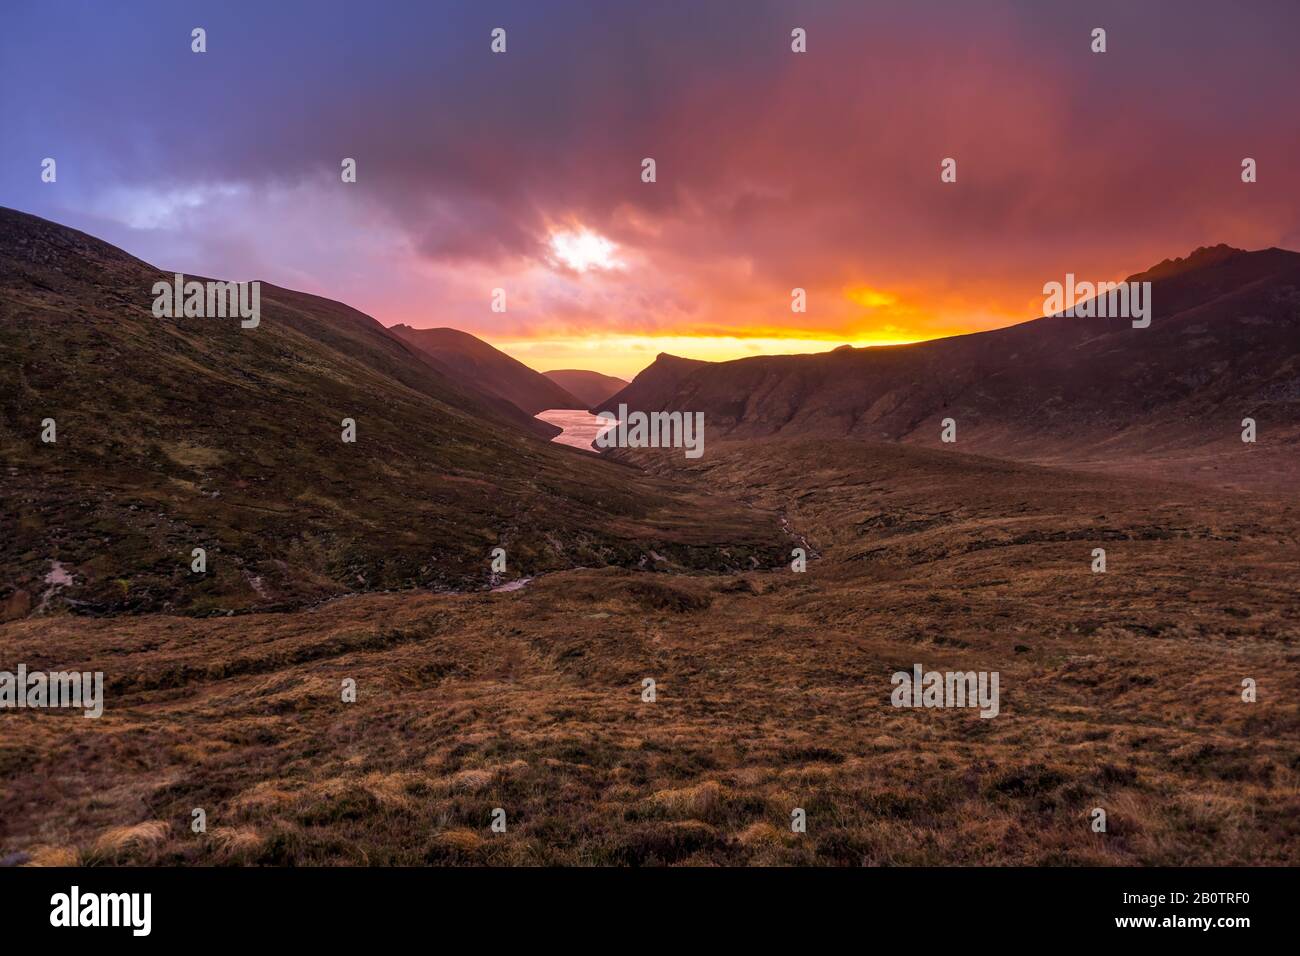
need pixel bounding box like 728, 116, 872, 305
543, 368, 629, 408
604, 245, 1300, 482
389, 324, 584, 415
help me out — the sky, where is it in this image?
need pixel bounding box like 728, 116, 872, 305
3, 0, 1298, 379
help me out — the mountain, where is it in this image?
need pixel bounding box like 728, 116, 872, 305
542, 369, 629, 409
600, 353, 709, 414
605, 246, 1300, 478
0, 207, 785, 617
389, 324, 583, 415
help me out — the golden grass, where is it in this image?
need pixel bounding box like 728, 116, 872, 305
2, 440, 1297, 866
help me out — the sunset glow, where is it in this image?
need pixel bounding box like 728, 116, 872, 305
495, 332, 947, 381
4, 1, 1296, 381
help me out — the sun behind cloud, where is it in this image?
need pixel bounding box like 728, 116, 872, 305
549, 228, 622, 273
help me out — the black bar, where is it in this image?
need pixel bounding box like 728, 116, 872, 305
0, 866, 1282, 941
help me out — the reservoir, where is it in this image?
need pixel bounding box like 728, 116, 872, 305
535, 408, 616, 453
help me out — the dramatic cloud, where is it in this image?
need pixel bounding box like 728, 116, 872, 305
3, 0, 1297, 376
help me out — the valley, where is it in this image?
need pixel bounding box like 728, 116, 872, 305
1, 208, 1296, 868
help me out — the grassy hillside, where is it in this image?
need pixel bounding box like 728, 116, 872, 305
0, 208, 784, 617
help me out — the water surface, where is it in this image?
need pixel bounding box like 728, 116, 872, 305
535, 408, 616, 453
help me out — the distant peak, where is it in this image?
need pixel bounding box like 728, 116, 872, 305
1135, 243, 1246, 282
655, 351, 714, 362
